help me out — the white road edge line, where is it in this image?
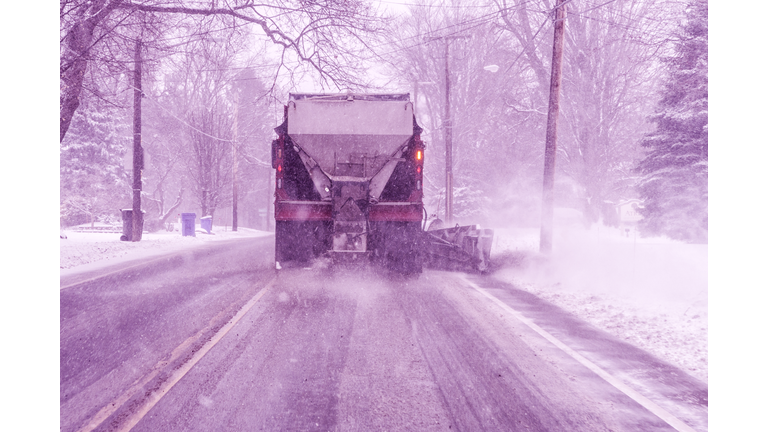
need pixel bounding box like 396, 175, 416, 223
60, 253, 181, 291
60, 239, 249, 291
459, 275, 697, 432
77, 276, 277, 432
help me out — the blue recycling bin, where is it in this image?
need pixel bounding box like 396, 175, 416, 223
201, 215, 212, 233
181, 213, 196, 237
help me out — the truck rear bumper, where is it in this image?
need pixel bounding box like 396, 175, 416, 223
275, 201, 332, 221
275, 201, 423, 223
369, 202, 422, 222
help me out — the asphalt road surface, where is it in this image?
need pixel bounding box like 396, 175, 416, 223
60, 236, 707, 432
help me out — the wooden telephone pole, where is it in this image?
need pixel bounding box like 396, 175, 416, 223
427, 35, 470, 225
132, 39, 144, 242
540, 0, 567, 254
444, 40, 453, 225
232, 89, 239, 231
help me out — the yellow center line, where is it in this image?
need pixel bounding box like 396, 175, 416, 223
75, 276, 277, 432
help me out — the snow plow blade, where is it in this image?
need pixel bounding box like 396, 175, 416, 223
423, 225, 494, 272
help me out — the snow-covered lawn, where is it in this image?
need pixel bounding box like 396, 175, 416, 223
490, 225, 708, 384
59, 222, 707, 384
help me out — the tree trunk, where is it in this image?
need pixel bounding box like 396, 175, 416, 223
159, 189, 184, 224
60, 0, 124, 142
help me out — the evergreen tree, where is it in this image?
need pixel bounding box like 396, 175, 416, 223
635, 0, 708, 243
60, 98, 131, 227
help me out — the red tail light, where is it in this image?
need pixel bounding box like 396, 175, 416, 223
277, 164, 282, 173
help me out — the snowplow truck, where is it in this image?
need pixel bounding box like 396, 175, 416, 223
272, 93, 426, 272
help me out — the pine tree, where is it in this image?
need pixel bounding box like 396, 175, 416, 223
60, 98, 131, 227
635, 0, 708, 243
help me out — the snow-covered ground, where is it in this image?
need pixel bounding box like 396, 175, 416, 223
490, 225, 708, 384
59, 223, 271, 277
59, 221, 707, 384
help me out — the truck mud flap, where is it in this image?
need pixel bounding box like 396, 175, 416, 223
369, 221, 424, 274
423, 225, 494, 272
275, 220, 332, 267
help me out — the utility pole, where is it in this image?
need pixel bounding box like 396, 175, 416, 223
132, 39, 144, 242
444, 39, 453, 225
427, 35, 470, 225
540, 0, 567, 254
232, 89, 239, 231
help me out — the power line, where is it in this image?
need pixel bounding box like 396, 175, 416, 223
372, 0, 494, 9
367, 0, 541, 53
133, 82, 237, 143
463, 15, 552, 112
365, 9, 505, 60
398, 0, 662, 111
579, 0, 624, 15
373, 0, 551, 80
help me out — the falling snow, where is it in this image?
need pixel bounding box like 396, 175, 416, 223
60, 221, 707, 385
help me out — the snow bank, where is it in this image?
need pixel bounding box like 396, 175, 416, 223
60, 224, 272, 277
490, 224, 708, 383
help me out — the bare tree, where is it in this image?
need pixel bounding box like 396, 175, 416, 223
229, 67, 277, 230
60, 0, 388, 143
157, 37, 239, 219
141, 138, 186, 230
380, 0, 552, 225
60, 0, 126, 142
494, 0, 684, 224
376, 0, 685, 227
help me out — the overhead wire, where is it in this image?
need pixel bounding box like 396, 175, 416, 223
460, 14, 552, 113
363, 13, 500, 61
371, 0, 495, 9
102, 0, 652, 134
131, 82, 238, 143
366, 0, 541, 54
402, 0, 664, 113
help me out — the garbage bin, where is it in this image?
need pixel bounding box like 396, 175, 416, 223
120, 209, 132, 241
181, 213, 196, 237
201, 215, 212, 233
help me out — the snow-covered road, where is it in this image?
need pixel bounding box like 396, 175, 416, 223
60, 223, 707, 384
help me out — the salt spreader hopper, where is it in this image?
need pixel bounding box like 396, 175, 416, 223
271, 93, 492, 273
